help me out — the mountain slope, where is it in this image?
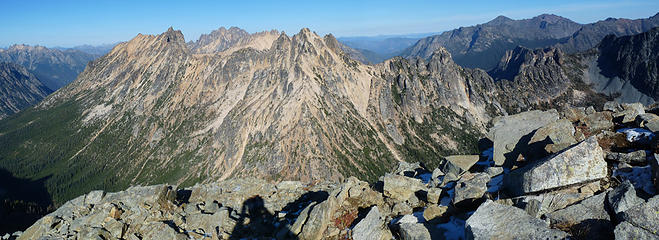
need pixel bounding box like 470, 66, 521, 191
403, 14, 581, 70
0, 45, 97, 90
580, 27, 659, 104
0, 62, 52, 119
0, 27, 492, 204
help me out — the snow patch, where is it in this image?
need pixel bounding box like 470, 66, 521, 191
613, 164, 656, 195
617, 128, 654, 143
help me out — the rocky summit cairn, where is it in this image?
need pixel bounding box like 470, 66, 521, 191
13, 101, 659, 239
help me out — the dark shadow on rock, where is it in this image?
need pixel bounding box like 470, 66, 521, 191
0, 168, 54, 235
563, 219, 614, 240
478, 138, 493, 153
502, 130, 537, 169
230, 190, 329, 239
175, 189, 192, 204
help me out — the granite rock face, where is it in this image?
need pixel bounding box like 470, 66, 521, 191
504, 136, 607, 195
487, 109, 560, 166
545, 192, 613, 239
465, 201, 569, 240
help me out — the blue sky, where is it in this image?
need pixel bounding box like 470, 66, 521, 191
1, 0, 658, 47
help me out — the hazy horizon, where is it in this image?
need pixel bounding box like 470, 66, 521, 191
1, 0, 658, 48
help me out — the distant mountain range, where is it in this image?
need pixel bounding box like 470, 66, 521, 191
54, 43, 117, 56
403, 13, 659, 70
338, 34, 436, 63
0, 44, 110, 118
0, 45, 98, 90
0, 63, 52, 119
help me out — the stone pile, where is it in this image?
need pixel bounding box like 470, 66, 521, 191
13, 102, 659, 239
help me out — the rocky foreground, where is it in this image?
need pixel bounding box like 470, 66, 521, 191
11, 102, 659, 239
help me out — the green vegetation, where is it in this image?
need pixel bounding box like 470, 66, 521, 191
397, 107, 481, 170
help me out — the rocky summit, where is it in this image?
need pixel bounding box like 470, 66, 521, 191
13, 101, 659, 239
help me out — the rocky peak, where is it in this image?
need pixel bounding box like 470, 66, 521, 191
489, 46, 563, 81
162, 27, 186, 44
427, 47, 454, 65
190, 26, 280, 54
533, 13, 571, 23
487, 15, 513, 25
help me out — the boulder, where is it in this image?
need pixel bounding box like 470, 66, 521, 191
392, 202, 413, 216
545, 192, 613, 239
185, 210, 230, 237
85, 190, 105, 205
484, 167, 503, 177
140, 222, 187, 240
443, 155, 479, 173
422, 205, 447, 222
606, 150, 647, 165
393, 161, 423, 177
465, 201, 568, 239
562, 107, 586, 122
504, 136, 606, 196
614, 103, 645, 124
487, 109, 559, 166
652, 154, 659, 192
614, 221, 659, 239
636, 113, 659, 132
607, 180, 644, 214
352, 206, 386, 240
580, 111, 614, 135
297, 198, 335, 240
515, 186, 595, 218
102, 219, 126, 239
426, 188, 442, 204
453, 172, 489, 205
619, 195, 659, 235
398, 223, 431, 240
382, 174, 426, 202
604, 101, 622, 112
528, 119, 577, 155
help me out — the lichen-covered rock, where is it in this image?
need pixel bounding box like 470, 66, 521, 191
545, 192, 613, 239
614, 221, 659, 240
382, 174, 426, 202
619, 195, 659, 236
614, 103, 645, 123
607, 180, 644, 214
636, 113, 659, 132
528, 118, 577, 155
465, 201, 568, 240
453, 172, 489, 205
504, 136, 606, 195
606, 150, 647, 164
398, 222, 431, 240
